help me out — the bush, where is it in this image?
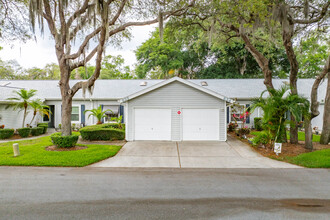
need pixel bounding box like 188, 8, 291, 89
50, 132, 79, 148
17, 128, 31, 138
0, 129, 15, 139
31, 127, 44, 136
254, 117, 263, 131
80, 126, 125, 141
252, 130, 272, 146
37, 124, 48, 134
97, 123, 125, 130
228, 122, 237, 132
237, 127, 250, 136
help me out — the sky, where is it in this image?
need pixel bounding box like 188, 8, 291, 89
0, 24, 157, 69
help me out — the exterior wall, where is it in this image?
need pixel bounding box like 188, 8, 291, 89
312, 104, 324, 131
0, 105, 42, 129
126, 81, 226, 141
44, 100, 120, 128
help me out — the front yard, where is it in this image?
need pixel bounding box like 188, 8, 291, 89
0, 135, 121, 167
232, 131, 329, 168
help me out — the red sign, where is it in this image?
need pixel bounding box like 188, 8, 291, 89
177, 111, 181, 115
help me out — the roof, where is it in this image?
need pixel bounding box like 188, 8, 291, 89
119, 77, 233, 103
0, 78, 327, 102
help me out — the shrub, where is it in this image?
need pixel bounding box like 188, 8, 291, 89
31, 127, 44, 136
97, 123, 125, 130
252, 130, 272, 146
37, 124, 48, 134
17, 128, 31, 138
228, 122, 237, 132
0, 129, 15, 139
237, 127, 250, 136
80, 126, 125, 141
254, 117, 263, 131
50, 132, 79, 148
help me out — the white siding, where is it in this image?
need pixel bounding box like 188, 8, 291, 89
126, 81, 226, 141
0, 105, 41, 129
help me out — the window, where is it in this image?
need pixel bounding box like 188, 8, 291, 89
71, 106, 80, 122
230, 104, 249, 123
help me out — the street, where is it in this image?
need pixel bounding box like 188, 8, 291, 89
0, 167, 329, 219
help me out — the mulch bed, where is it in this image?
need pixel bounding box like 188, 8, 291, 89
45, 145, 87, 151
228, 132, 329, 159
77, 137, 127, 146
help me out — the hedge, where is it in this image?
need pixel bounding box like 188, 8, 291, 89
38, 125, 48, 134
31, 127, 44, 136
254, 117, 263, 131
96, 123, 125, 130
80, 125, 125, 141
0, 129, 15, 139
50, 132, 79, 148
17, 128, 31, 138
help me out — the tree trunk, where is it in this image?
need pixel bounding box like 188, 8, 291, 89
320, 72, 330, 144
304, 117, 313, 150
61, 95, 73, 136
22, 107, 27, 128
30, 111, 37, 125
305, 55, 330, 148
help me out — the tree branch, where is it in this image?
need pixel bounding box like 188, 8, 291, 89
293, 2, 330, 24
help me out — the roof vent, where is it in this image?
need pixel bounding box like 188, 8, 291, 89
282, 81, 290, 85
140, 81, 148, 86
201, 81, 208, 86
0, 82, 11, 87
140, 81, 147, 86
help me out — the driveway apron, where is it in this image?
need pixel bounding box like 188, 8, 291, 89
90, 137, 301, 168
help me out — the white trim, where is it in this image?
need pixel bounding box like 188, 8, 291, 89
71, 105, 81, 123
119, 77, 233, 103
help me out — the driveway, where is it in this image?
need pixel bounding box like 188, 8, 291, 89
91, 136, 300, 168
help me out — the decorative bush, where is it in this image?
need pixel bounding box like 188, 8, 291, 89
37, 124, 48, 134
0, 129, 15, 139
237, 127, 250, 136
80, 126, 125, 141
254, 117, 263, 131
228, 122, 237, 132
97, 123, 125, 130
17, 128, 31, 138
31, 127, 44, 136
252, 131, 272, 146
50, 132, 79, 148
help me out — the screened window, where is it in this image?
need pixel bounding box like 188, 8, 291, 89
71, 106, 80, 121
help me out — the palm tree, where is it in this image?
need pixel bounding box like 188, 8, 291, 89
84, 106, 112, 125
29, 99, 51, 126
250, 86, 309, 143
6, 89, 37, 127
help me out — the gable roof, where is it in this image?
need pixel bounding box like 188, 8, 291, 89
119, 77, 233, 103
0, 78, 327, 102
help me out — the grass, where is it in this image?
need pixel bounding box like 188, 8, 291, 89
250, 131, 320, 142
287, 149, 330, 168
0, 135, 121, 167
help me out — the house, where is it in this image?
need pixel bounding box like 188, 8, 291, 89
0, 78, 327, 140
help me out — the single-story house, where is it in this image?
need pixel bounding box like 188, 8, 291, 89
0, 77, 327, 141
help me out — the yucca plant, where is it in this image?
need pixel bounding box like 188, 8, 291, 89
250, 86, 309, 144
6, 89, 37, 127
84, 106, 112, 125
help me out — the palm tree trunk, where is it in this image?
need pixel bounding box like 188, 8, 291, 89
22, 107, 27, 128
30, 111, 37, 126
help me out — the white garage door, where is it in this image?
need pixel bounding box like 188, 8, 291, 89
182, 109, 219, 140
134, 108, 171, 140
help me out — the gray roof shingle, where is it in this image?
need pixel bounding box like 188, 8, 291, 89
0, 78, 327, 102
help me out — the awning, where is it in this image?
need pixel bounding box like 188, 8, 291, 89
103, 105, 119, 114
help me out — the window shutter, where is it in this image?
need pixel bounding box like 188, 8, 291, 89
81, 105, 85, 125
120, 105, 124, 123
246, 104, 250, 124
101, 105, 104, 123
226, 107, 229, 123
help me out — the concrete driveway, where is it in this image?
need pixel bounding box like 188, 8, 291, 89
91, 136, 300, 168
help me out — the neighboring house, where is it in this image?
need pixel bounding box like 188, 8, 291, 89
0, 78, 327, 140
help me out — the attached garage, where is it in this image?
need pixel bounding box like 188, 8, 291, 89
120, 77, 232, 141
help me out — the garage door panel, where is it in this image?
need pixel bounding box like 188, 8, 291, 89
134, 109, 171, 140
182, 109, 219, 140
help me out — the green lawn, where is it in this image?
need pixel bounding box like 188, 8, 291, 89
250, 131, 320, 142
0, 136, 121, 167
288, 149, 330, 168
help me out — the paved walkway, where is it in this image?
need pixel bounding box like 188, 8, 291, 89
91, 136, 301, 168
